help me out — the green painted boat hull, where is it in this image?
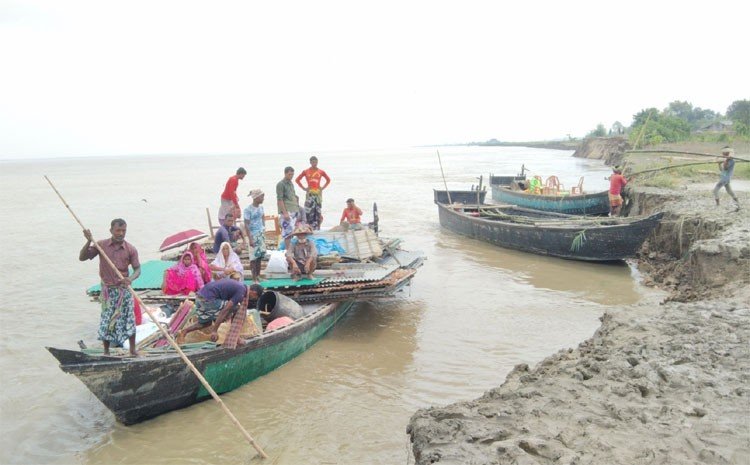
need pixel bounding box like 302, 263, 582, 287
48, 300, 355, 425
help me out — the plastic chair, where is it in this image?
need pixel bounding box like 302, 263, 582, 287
571, 177, 584, 195
544, 176, 563, 194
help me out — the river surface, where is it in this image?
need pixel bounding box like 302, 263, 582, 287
0, 146, 652, 464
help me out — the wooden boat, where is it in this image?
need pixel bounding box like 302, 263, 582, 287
436, 202, 663, 261
489, 174, 526, 187
491, 184, 610, 216
433, 188, 487, 205
48, 300, 355, 425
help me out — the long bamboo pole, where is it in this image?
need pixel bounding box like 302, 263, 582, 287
625, 149, 750, 163
631, 110, 654, 150
44, 176, 268, 460
627, 161, 730, 177
436, 150, 453, 204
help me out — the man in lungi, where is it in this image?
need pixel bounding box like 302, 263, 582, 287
276, 166, 300, 251
295, 155, 331, 230
177, 278, 264, 349
79, 218, 141, 356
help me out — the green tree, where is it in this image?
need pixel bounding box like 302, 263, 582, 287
629, 108, 691, 146
726, 100, 750, 129
665, 100, 694, 121
587, 124, 607, 138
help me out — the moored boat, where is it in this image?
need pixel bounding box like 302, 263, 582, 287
491, 184, 610, 216
433, 188, 487, 205
48, 300, 355, 425
436, 202, 663, 261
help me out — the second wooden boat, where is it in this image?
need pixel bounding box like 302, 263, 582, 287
437, 202, 663, 262
491, 185, 610, 216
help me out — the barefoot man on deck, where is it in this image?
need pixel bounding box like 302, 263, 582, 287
79, 218, 141, 356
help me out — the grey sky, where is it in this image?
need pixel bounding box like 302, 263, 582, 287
1, 0, 748, 159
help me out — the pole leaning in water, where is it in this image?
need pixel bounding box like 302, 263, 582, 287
44, 176, 269, 460
436, 150, 453, 205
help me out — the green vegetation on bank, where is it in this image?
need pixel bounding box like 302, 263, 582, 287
637, 162, 750, 188
586, 99, 750, 148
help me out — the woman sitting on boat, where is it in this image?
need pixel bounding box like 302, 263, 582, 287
189, 241, 212, 284
210, 241, 244, 279
162, 251, 205, 295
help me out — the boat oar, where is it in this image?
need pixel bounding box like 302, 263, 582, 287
436, 150, 453, 205
44, 176, 269, 460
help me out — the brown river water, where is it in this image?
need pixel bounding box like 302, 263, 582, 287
0, 147, 652, 464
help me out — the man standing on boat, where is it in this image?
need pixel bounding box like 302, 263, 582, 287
295, 156, 331, 230
277, 166, 300, 250
176, 279, 264, 349
79, 219, 141, 356
713, 146, 741, 211
608, 166, 628, 217
244, 189, 266, 283
219, 167, 247, 222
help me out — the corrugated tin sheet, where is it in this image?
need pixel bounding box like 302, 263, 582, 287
379, 250, 425, 268
87, 260, 175, 294
318, 263, 399, 284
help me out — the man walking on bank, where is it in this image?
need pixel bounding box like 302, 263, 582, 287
713, 146, 741, 211
79, 218, 141, 356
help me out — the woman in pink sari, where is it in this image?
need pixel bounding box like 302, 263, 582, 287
189, 242, 212, 284
163, 251, 205, 295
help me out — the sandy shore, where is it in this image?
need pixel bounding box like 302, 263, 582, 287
407, 151, 750, 464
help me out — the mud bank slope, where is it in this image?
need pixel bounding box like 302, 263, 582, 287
408, 178, 750, 464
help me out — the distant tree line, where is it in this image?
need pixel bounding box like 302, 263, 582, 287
585, 99, 750, 146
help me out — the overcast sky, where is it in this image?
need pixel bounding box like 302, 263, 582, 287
1, 0, 748, 159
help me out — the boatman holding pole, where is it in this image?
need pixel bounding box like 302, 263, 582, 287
79, 218, 141, 356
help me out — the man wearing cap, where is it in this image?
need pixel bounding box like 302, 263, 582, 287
295, 155, 331, 230
176, 279, 264, 349
219, 167, 247, 222
713, 147, 741, 211
608, 166, 628, 217
276, 166, 300, 250
244, 189, 266, 283
286, 224, 317, 281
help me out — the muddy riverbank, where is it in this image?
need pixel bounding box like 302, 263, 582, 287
407, 154, 750, 464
